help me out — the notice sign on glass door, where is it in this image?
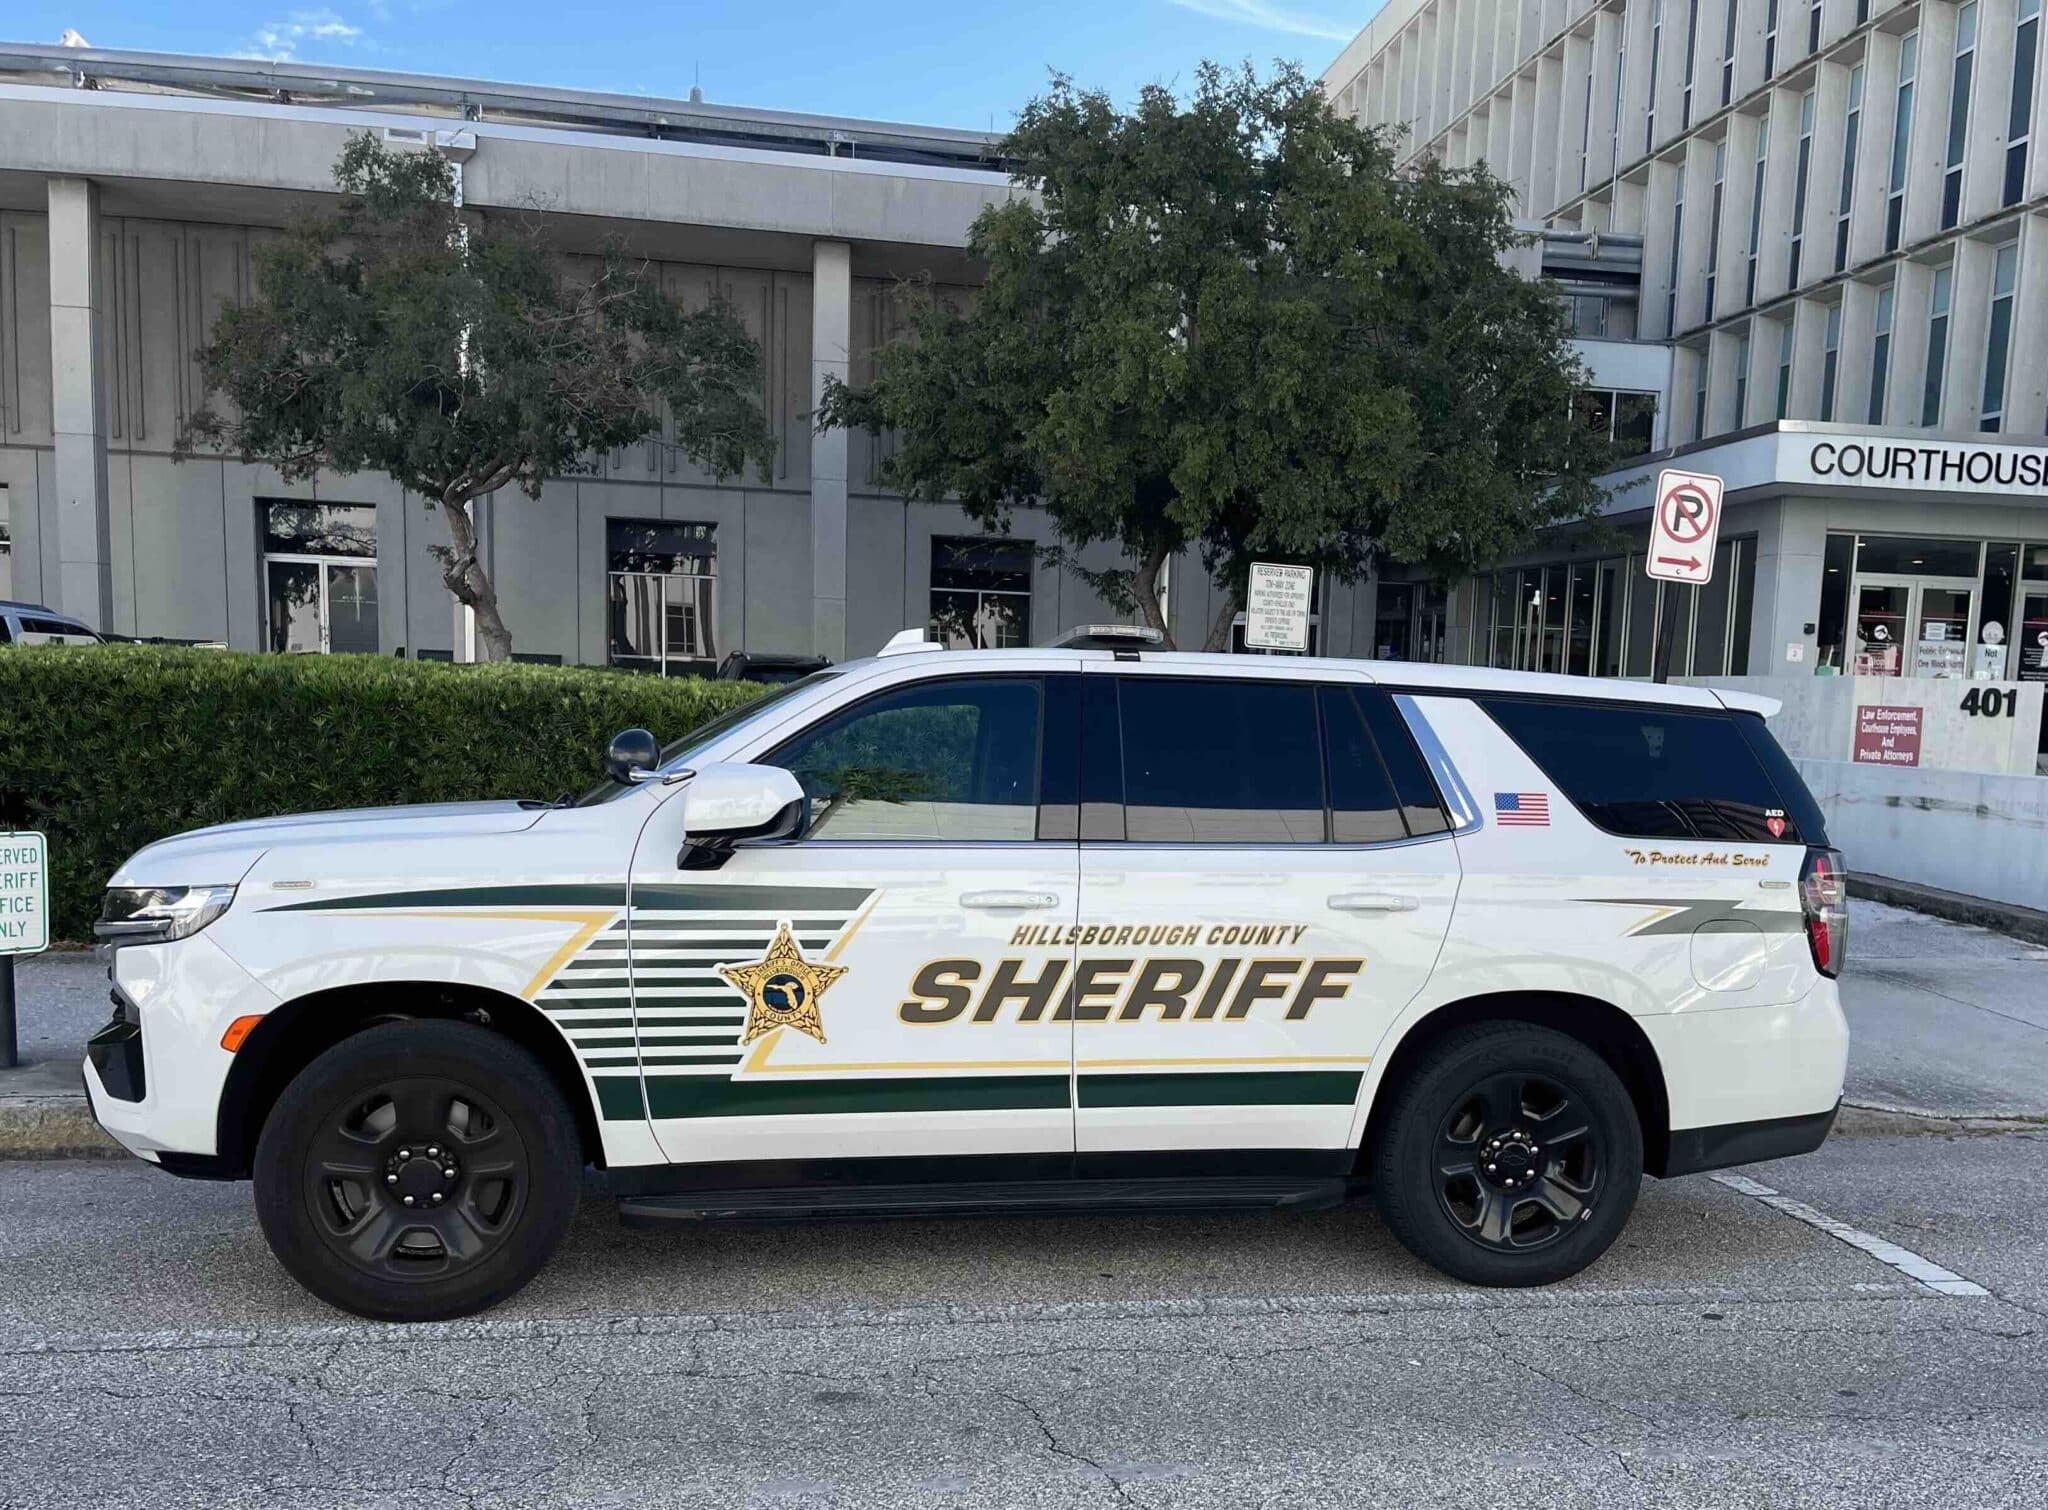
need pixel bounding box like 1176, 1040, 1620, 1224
1853, 704, 1923, 766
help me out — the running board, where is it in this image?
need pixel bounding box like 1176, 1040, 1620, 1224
616, 1177, 1353, 1227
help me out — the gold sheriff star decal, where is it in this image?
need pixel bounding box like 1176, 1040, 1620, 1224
717, 921, 848, 1047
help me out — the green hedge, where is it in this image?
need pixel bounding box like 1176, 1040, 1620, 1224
0, 646, 765, 941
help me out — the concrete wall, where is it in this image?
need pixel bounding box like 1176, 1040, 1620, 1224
1797, 757, 2048, 912
1680, 674, 2046, 776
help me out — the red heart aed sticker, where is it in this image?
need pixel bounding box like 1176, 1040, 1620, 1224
1766, 815, 1786, 838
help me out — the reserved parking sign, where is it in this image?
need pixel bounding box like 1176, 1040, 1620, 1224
0, 831, 49, 956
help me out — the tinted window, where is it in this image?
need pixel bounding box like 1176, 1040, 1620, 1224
1733, 712, 1830, 846
1320, 687, 1405, 842
0, 618, 11, 644
1358, 691, 1452, 837
1117, 678, 1324, 843
768, 677, 1043, 841
1480, 698, 1807, 843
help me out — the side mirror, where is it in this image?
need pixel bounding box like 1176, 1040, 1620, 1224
676, 764, 807, 868
604, 728, 662, 786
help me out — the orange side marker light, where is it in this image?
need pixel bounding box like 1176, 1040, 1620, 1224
220, 1015, 264, 1053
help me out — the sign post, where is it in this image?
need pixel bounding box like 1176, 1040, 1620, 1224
0, 831, 49, 1069
1245, 562, 1314, 653
1645, 469, 1726, 683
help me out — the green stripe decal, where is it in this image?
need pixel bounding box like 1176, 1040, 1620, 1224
264, 882, 870, 914
594, 1077, 645, 1120
1077, 1071, 1364, 1108
640, 1075, 1070, 1120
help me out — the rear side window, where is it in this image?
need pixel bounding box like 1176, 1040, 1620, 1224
1321, 687, 1452, 841
1117, 678, 1324, 843
1479, 697, 1809, 843
1733, 712, 1830, 847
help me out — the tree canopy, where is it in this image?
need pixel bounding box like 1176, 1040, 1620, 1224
186, 134, 776, 660
819, 63, 1611, 649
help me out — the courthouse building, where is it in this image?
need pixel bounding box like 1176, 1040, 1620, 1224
1324, 0, 2048, 717
1, 42, 1395, 665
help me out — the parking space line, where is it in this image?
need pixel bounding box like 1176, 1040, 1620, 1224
1710, 1173, 1990, 1298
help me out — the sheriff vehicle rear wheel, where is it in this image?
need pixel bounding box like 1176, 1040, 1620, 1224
253, 1020, 580, 1321
1371, 1022, 1642, 1287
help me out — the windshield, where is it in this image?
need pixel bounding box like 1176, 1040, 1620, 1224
573, 670, 843, 806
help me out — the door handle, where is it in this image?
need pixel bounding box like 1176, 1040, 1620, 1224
1328, 892, 1420, 913
960, 890, 1061, 910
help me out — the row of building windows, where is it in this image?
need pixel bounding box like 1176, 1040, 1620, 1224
256, 503, 1037, 668
1677, 228, 2030, 439
1480, 538, 1758, 680
1648, 3, 2041, 343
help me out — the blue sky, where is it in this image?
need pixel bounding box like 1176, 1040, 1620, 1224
17, 2, 1385, 130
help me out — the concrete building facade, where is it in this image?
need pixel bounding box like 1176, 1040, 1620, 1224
0, 44, 1402, 667
1324, 0, 2048, 759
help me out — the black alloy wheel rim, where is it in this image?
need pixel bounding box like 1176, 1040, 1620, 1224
304, 1076, 530, 1283
1433, 1069, 1602, 1253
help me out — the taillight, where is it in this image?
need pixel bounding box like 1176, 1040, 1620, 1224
1801, 847, 1848, 978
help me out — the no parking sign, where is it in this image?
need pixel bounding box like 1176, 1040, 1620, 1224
1646, 469, 1724, 586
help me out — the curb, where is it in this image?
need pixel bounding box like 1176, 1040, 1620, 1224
0, 1096, 123, 1161
1850, 872, 2048, 947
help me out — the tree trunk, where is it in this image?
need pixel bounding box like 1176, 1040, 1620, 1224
437, 490, 515, 662
1201, 592, 1238, 654
1128, 544, 1177, 650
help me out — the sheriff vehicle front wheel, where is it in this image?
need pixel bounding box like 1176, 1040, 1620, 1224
253, 1020, 580, 1321
1371, 1022, 1642, 1287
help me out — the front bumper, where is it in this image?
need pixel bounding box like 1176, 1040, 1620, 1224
81, 931, 280, 1168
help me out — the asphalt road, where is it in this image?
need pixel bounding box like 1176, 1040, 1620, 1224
1, 1125, 2045, 1510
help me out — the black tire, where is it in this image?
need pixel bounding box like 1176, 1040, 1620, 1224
1371, 1022, 1642, 1287
253, 1019, 581, 1322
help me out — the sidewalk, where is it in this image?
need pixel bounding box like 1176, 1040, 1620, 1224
6, 897, 2045, 1159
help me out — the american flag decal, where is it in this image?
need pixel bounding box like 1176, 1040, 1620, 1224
1494, 792, 1551, 827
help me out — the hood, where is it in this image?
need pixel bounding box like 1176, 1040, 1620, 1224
109, 801, 549, 887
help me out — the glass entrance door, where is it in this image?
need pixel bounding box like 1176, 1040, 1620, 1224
1851, 575, 1977, 678
2020, 590, 2048, 684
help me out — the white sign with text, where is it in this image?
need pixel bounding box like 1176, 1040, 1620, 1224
1245, 562, 1314, 652
0, 832, 48, 956
1646, 469, 1725, 586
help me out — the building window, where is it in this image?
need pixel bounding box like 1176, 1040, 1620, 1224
1721, 0, 1738, 108
1791, 89, 1817, 287
1574, 389, 1660, 458
2008, 0, 2042, 207
262, 502, 378, 655
1747, 117, 1771, 305
1922, 264, 1953, 426
1579, 51, 1594, 191
1887, 32, 1918, 252
1820, 301, 1842, 420
1667, 170, 1686, 333
0, 505, 9, 601
1981, 242, 2019, 432
1693, 347, 1711, 437
1649, 0, 1666, 152
1707, 139, 1727, 317
1765, 0, 1780, 79
1613, 24, 1628, 175
1776, 318, 1795, 420
1484, 544, 1755, 679
1734, 324, 1752, 423
930, 537, 1033, 649
1836, 64, 1864, 273
1807, 0, 1822, 55
1942, 2, 1978, 231
1683, 0, 1702, 129
606, 519, 717, 675
1870, 282, 1895, 424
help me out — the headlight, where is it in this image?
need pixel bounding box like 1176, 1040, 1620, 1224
95, 886, 237, 949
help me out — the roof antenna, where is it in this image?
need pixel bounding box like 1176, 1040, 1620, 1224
689, 62, 703, 105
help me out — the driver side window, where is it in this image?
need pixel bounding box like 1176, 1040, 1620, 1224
766, 677, 1043, 842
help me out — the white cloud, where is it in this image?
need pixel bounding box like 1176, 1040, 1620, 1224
241, 10, 366, 62
1167, 0, 1363, 43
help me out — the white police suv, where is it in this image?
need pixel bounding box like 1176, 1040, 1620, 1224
87, 631, 1848, 1320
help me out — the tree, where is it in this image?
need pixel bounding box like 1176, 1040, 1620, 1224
819, 63, 1612, 650
185, 134, 776, 660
